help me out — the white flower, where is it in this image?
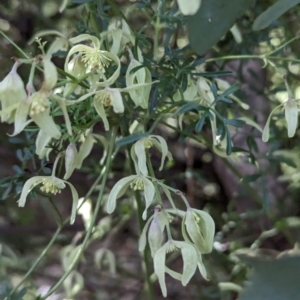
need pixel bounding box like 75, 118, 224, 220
177, 0, 202, 15
9, 56, 61, 139
66, 82, 154, 130
131, 135, 172, 176
263, 76, 300, 141
126, 49, 152, 108
182, 208, 215, 254
18, 155, 78, 224
106, 174, 155, 220
64, 144, 78, 180
65, 34, 121, 87
0, 61, 27, 124
154, 239, 206, 297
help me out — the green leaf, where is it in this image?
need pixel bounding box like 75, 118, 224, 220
195, 113, 207, 133
253, 0, 300, 31
241, 173, 262, 183
268, 155, 297, 168
175, 102, 206, 115
71, 0, 93, 3
224, 119, 245, 128
116, 133, 149, 147
238, 252, 300, 300
188, 0, 256, 55
217, 84, 240, 100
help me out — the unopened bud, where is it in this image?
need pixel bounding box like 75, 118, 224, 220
64, 143, 78, 180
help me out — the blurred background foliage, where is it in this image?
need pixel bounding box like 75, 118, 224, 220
1, 0, 300, 299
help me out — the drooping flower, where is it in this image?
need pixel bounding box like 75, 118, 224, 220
182, 208, 215, 254
131, 135, 172, 176
177, 0, 202, 15
18, 154, 78, 224
9, 56, 61, 139
66, 82, 155, 130
64, 143, 78, 180
0, 61, 27, 124
154, 239, 207, 297
125, 48, 152, 108
106, 174, 155, 220
262, 76, 300, 141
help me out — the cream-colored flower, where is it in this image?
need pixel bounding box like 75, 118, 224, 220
106, 174, 155, 220
177, 0, 202, 15
126, 50, 152, 109
131, 135, 172, 176
65, 34, 121, 87
0, 61, 27, 124
18, 155, 78, 224
263, 76, 300, 141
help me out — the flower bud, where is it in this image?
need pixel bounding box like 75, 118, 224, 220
148, 207, 164, 257
125, 52, 152, 109
177, 0, 202, 15
64, 143, 78, 180
0, 62, 26, 123
63, 54, 86, 97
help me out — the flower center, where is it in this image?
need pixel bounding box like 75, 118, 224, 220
30, 91, 49, 116
130, 177, 144, 191
166, 241, 178, 253
94, 90, 111, 107
81, 48, 111, 72
143, 138, 153, 149
39, 177, 66, 195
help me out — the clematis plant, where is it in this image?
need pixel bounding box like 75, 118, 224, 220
262, 76, 300, 141
17, 153, 79, 224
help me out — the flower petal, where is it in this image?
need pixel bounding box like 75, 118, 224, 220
35, 129, 52, 159
94, 99, 109, 130
138, 215, 154, 252
64, 144, 78, 180
76, 133, 94, 169
177, 0, 202, 15
65, 180, 79, 224
154, 242, 168, 297
194, 209, 215, 253
9, 98, 32, 136
262, 104, 284, 142
151, 135, 171, 171
42, 58, 58, 91
106, 175, 137, 214
148, 217, 163, 257
69, 34, 100, 49
142, 177, 155, 220
108, 88, 124, 113
174, 241, 198, 286
31, 109, 61, 139
18, 176, 46, 207
285, 99, 298, 137
134, 139, 148, 176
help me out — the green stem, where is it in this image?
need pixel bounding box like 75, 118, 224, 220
41, 127, 117, 299
127, 149, 154, 300
206, 54, 300, 65
153, 0, 162, 61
